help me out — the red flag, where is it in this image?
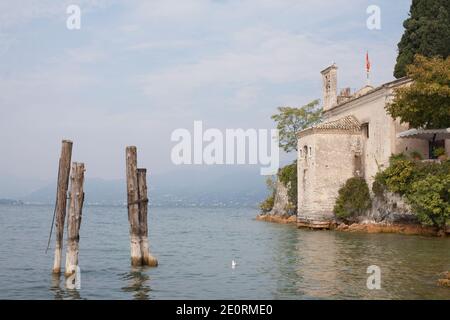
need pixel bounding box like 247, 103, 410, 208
366, 51, 371, 73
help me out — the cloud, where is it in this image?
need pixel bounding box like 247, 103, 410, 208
66, 47, 108, 63
125, 39, 198, 52
138, 25, 395, 112
0, 0, 410, 181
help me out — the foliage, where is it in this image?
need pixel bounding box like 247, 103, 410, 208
433, 147, 446, 158
394, 0, 450, 78
278, 161, 297, 210
259, 176, 276, 213
382, 158, 417, 195
259, 195, 275, 214
409, 150, 423, 160
271, 100, 322, 153
334, 177, 372, 220
408, 172, 450, 229
387, 55, 450, 129
265, 176, 277, 194
374, 154, 450, 230
388, 152, 408, 165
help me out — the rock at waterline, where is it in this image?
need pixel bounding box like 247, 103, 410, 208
438, 272, 450, 288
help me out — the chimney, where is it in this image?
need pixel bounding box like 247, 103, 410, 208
337, 87, 352, 104
321, 63, 338, 111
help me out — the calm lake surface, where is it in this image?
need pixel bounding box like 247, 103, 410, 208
0, 204, 449, 300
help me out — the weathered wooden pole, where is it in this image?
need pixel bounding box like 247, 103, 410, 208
137, 168, 158, 267
126, 146, 143, 266
52, 140, 73, 274
65, 162, 85, 277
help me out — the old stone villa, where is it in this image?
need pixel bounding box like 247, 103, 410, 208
296, 64, 450, 229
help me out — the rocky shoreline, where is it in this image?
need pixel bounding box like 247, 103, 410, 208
256, 214, 449, 237
438, 272, 450, 288
332, 221, 445, 237
256, 214, 297, 225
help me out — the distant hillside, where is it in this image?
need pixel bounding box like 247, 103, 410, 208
21, 166, 269, 207
0, 199, 24, 205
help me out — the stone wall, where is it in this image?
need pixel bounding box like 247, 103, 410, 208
298, 132, 361, 228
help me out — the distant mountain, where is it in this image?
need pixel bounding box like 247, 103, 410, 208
0, 175, 48, 199
20, 166, 270, 207
23, 177, 125, 205
0, 199, 24, 205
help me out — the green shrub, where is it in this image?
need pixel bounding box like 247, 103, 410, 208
433, 147, 446, 158
278, 161, 297, 210
407, 172, 450, 229
260, 195, 275, 214
389, 153, 408, 165
373, 154, 450, 231
260, 176, 276, 213
409, 150, 423, 160
382, 158, 417, 195
334, 177, 372, 220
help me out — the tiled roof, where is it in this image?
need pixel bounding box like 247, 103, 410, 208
314, 115, 361, 130
298, 115, 361, 138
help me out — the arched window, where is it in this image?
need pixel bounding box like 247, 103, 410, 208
309, 146, 312, 157
303, 145, 308, 158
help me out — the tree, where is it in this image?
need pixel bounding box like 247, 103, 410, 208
271, 99, 322, 153
394, 0, 450, 78
387, 55, 450, 129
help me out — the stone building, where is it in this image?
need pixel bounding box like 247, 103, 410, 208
297, 64, 450, 229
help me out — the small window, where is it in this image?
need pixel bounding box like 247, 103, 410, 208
303, 146, 308, 158
362, 123, 369, 138
309, 146, 312, 157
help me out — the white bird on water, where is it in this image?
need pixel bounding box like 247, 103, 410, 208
231, 260, 237, 269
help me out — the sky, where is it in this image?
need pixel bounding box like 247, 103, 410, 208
0, 0, 412, 184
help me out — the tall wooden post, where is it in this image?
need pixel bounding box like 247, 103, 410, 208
137, 169, 158, 267
126, 146, 143, 266
52, 140, 73, 274
65, 162, 85, 277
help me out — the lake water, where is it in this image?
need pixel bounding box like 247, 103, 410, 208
0, 204, 449, 300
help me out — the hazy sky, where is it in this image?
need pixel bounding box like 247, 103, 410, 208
0, 0, 411, 181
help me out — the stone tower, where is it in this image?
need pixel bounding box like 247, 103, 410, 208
321, 63, 338, 111
297, 115, 362, 229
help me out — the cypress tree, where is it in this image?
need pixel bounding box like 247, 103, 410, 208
394, 0, 450, 78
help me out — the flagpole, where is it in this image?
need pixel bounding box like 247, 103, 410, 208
366, 51, 371, 86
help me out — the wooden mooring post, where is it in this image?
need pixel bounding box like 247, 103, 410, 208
126, 146, 158, 267
52, 140, 73, 274
137, 169, 158, 267
65, 162, 85, 277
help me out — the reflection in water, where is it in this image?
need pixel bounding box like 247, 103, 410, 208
49, 273, 82, 300
2, 205, 450, 299
121, 268, 152, 300
272, 228, 450, 300
50, 273, 64, 300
